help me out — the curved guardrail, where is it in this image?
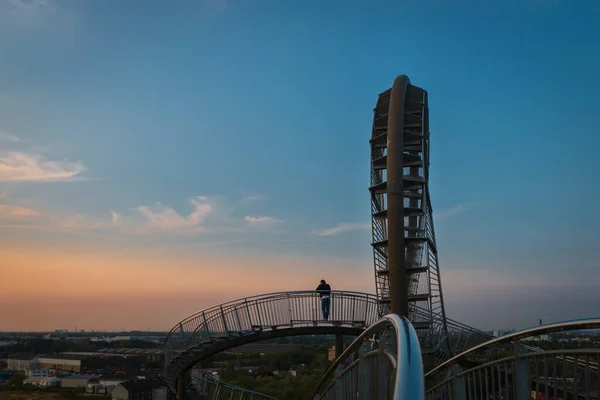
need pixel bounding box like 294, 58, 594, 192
165, 290, 380, 395
191, 371, 278, 400
425, 318, 600, 400
163, 290, 505, 398
313, 314, 425, 400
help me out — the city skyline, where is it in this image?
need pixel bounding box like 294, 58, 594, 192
1, 0, 599, 332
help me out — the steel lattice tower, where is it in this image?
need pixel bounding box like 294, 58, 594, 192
369, 75, 452, 366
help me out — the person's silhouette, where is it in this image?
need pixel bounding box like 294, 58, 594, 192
316, 279, 332, 320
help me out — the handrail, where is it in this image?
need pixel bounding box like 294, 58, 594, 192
165, 290, 378, 338
165, 290, 381, 394
193, 371, 279, 400
425, 317, 600, 378
313, 314, 424, 400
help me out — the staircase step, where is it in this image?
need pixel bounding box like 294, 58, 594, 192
412, 321, 432, 329
376, 266, 428, 276
408, 293, 431, 302
370, 133, 387, 148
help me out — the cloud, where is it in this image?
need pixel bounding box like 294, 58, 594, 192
0, 194, 283, 237
0, 203, 40, 218
312, 222, 370, 237
0, 151, 86, 182
0, 131, 26, 143
244, 216, 281, 224
1, 0, 79, 37
311, 203, 477, 237
135, 196, 214, 234
434, 202, 477, 221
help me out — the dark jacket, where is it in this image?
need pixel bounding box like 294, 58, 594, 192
316, 283, 331, 297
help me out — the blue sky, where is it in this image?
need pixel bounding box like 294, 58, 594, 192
0, 0, 599, 331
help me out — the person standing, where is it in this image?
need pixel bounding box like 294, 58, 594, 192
316, 279, 332, 320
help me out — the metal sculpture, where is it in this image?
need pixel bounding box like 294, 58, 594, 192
370, 75, 451, 365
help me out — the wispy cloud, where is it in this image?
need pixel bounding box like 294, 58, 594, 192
312, 222, 370, 237
0, 151, 86, 182
0, 203, 40, 218
244, 215, 282, 224
434, 202, 478, 221
0, 194, 283, 237
135, 196, 214, 234
1, 0, 79, 38
0, 131, 27, 143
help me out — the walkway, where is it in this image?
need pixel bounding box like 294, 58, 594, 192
164, 290, 381, 393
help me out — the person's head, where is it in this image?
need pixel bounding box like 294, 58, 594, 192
320, 279, 326, 285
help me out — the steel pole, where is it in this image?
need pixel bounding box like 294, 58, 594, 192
335, 334, 344, 361
387, 75, 409, 317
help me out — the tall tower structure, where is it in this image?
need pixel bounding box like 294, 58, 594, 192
369, 75, 451, 365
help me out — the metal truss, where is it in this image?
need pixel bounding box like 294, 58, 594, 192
369, 75, 451, 366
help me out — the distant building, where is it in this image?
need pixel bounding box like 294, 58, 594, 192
328, 345, 336, 361
111, 378, 174, 400
522, 334, 550, 342
61, 374, 101, 388
28, 369, 49, 377
37, 355, 84, 372
62, 347, 164, 366
6, 358, 38, 372
37, 354, 144, 373
85, 374, 133, 395
23, 376, 60, 387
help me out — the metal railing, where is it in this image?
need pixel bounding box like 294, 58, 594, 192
165, 291, 380, 393
425, 318, 600, 400
191, 372, 278, 400
313, 314, 425, 400
165, 290, 379, 361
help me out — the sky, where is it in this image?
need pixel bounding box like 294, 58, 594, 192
1, 0, 599, 332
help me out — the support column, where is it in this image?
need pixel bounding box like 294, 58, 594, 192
387, 75, 409, 317
335, 334, 344, 361
513, 343, 530, 400
177, 375, 186, 400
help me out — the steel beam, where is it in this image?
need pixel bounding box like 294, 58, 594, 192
387, 75, 410, 317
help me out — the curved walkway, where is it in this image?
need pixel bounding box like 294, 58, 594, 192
164, 290, 380, 394
163, 290, 497, 396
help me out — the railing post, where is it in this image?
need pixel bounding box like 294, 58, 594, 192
179, 323, 187, 345
513, 343, 530, 400
234, 305, 242, 331
202, 311, 210, 339
178, 374, 186, 400
287, 292, 293, 326
358, 341, 371, 398
451, 365, 466, 400
220, 305, 229, 335
335, 335, 344, 362
335, 371, 344, 400
245, 299, 252, 327
377, 332, 391, 400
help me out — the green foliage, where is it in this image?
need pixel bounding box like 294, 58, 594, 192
209, 344, 333, 400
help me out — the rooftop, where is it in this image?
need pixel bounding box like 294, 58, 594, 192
62, 374, 101, 380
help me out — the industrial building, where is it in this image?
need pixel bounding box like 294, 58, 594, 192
61, 374, 101, 388
5, 358, 39, 372
35, 354, 145, 373
60, 347, 163, 368
23, 376, 60, 387
111, 378, 174, 400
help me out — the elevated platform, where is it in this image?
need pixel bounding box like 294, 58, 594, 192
164, 290, 380, 394
164, 290, 497, 397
